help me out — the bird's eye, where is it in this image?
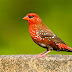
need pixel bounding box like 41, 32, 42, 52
29, 16, 34, 18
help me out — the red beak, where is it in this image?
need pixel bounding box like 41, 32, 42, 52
23, 15, 29, 20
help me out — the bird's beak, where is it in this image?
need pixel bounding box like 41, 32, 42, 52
23, 15, 29, 20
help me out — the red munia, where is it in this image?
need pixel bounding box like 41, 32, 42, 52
23, 13, 72, 57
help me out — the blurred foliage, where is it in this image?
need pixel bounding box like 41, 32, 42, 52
0, 0, 72, 55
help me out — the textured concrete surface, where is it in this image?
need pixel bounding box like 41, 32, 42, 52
0, 55, 72, 72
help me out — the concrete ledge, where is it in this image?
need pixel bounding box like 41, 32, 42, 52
0, 55, 72, 72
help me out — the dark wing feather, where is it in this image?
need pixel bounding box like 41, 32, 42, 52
38, 24, 66, 44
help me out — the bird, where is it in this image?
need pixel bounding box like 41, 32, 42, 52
23, 13, 72, 57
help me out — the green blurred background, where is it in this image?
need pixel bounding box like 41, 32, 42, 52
0, 0, 72, 55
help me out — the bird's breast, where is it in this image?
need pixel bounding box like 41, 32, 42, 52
29, 24, 50, 45
29, 24, 41, 41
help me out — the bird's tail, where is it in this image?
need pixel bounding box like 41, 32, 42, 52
57, 43, 72, 52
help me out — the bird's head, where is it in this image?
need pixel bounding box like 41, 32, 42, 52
23, 13, 42, 25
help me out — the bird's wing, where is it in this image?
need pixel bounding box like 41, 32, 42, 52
38, 24, 66, 44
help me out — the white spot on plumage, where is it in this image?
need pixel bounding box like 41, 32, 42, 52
34, 38, 36, 39
42, 33, 43, 35
40, 38, 42, 40
53, 34, 56, 36
37, 17, 39, 21
45, 30, 47, 32
43, 38, 44, 40
52, 36, 55, 38
45, 36, 55, 39
35, 24, 36, 26
40, 33, 41, 34
46, 33, 48, 34
40, 43, 46, 47
36, 31, 38, 34
48, 39, 50, 41
44, 33, 46, 35
41, 30, 43, 32
34, 28, 37, 29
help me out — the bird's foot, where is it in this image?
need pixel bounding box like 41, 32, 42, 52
33, 54, 47, 58
33, 50, 51, 58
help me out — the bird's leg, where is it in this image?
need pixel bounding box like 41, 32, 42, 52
33, 46, 52, 58
39, 46, 53, 57
34, 50, 51, 58
38, 50, 51, 57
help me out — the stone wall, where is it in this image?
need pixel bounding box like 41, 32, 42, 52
0, 55, 72, 72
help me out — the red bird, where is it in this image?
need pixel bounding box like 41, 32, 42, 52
23, 13, 72, 57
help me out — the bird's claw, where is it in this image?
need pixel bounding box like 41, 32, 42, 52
33, 54, 48, 58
